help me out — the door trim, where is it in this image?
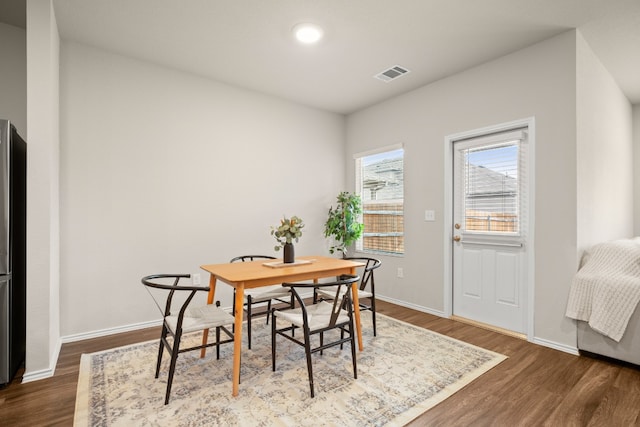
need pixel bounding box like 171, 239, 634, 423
443, 117, 536, 341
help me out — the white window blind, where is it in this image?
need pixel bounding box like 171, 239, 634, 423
458, 129, 527, 235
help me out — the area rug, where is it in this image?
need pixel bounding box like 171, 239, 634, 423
74, 312, 506, 426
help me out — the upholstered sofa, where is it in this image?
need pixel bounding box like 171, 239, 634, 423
578, 307, 640, 365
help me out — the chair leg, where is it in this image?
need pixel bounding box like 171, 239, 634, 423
232, 291, 236, 316
164, 332, 182, 405
231, 291, 236, 334
266, 300, 272, 325
247, 296, 253, 349
216, 326, 221, 359
155, 325, 168, 378
303, 328, 315, 398
271, 310, 277, 372
155, 341, 164, 379
290, 293, 295, 338
370, 296, 377, 337
349, 322, 358, 379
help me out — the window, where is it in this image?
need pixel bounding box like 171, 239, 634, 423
355, 146, 404, 255
458, 129, 527, 235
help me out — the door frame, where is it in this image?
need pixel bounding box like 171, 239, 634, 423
443, 117, 536, 341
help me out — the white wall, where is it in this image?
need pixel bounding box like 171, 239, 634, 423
25, 0, 60, 379
346, 31, 579, 348
576, 32, 634, 252
0, 23, 26, 133
59, 42, 345, 337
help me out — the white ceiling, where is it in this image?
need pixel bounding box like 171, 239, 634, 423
3, 0, 640, 113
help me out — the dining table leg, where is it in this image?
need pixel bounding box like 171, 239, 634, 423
232, 284, 244, 396
200, 273, 217, 358
351, 281, 364, 351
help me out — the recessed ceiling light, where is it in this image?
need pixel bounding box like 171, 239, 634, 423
292, 23, 324, 44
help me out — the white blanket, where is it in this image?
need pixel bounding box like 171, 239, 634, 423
565, 237, 640, 342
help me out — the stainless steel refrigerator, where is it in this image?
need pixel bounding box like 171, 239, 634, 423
0, 120, 26, 387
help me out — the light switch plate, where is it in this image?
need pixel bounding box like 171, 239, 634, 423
424, 210, 435, 221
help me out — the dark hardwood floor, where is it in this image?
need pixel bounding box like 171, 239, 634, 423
1, 300, 639, 426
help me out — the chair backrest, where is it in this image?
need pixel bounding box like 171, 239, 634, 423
141, 274, 210, 332
230, 255, 276, 263
344, 257, 381, 291
283, 275, 360, 327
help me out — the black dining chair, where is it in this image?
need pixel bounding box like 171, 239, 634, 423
141, 274, 234, 405
314, 257, 381, 335
230, 255, 294, 349
271, 274, 360, 397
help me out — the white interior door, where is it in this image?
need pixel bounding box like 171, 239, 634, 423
452, 128, 529, 334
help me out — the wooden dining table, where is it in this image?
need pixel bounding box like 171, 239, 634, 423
200, 255, 365, 396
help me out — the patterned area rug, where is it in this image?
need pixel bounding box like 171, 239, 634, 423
74, 312, 506, 426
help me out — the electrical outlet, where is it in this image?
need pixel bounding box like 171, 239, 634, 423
192, 273, 201, 285
424, 210, 435, 221
397, 267, 404, 278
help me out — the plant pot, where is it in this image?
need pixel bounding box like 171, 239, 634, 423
283, 243, 295, 263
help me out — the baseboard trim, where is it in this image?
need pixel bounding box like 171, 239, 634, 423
21, 366, 55, 383
376, 294, 446, 317
61, 319, 163, 344
21, 337, 62, 384
532, 337, 579, 356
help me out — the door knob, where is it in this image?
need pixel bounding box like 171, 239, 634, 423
454, 223, 461, 229
453, 235, 461, 242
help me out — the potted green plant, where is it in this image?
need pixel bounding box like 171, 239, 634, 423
271, 215, 304, 263
324, 192, 364, 256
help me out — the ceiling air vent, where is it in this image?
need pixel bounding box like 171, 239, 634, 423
374, 65, 410, 82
